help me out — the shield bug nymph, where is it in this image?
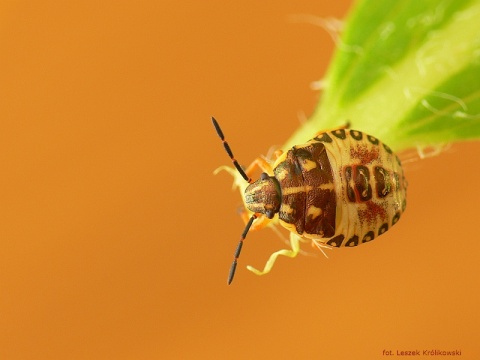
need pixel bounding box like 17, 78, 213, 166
212, 116, 407, 284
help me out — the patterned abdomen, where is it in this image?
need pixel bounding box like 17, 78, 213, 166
274, 128, 407, 247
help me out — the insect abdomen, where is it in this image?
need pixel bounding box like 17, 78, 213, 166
275, 128, 407, 248
317, 129, 407, 247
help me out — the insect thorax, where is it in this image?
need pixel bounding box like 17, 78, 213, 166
274, 142, 337, 238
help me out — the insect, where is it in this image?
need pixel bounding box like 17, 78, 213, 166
212, 116, 407, 284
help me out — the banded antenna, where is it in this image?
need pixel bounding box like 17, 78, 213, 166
211, 116, 257, 285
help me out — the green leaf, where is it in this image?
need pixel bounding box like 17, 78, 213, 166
284, 0, 480, 152
217, 0, 480, 232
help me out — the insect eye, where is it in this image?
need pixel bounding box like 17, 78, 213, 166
265, 209, 274, 219
260, 172, 269, 180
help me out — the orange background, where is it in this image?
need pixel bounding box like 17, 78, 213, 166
1, 1, 479, 359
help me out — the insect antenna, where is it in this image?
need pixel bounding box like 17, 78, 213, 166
211, 116, 252, 183
228, 214, 257, 285
212, 116, 259, 284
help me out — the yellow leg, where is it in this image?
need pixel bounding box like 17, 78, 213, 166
244, 150, 285, 177
214, 153, 280, 191
239, 210, 272, 231
244, 157, 274, 177
246, 233, 301, 276
273, 149, 284, 160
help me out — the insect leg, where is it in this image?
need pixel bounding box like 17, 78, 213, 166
246, 233, 301, 276
244, 157, 274, 177
239, 210, 272, 231
273, 149, 284, 160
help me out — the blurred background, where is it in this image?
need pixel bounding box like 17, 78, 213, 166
0, 1, 479, 359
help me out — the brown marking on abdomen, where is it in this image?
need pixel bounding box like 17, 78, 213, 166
350, 143, 379, 164
357, 200, 388, 227
344, 165, 373, 203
